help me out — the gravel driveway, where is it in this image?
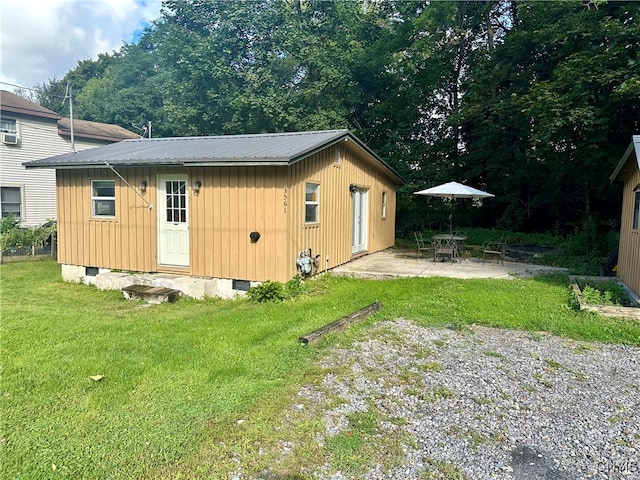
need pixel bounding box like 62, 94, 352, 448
284, 319, 639, 479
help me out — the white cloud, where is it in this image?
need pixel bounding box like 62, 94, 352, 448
0, 0, 162, 89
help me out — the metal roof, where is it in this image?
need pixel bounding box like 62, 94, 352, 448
24, 129, 404, 183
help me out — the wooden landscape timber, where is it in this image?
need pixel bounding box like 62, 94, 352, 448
299, 300, 382, 345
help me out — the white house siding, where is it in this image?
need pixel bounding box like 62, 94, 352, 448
0, 116, 107, 227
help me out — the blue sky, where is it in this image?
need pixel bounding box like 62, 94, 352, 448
0, 0, 162, 90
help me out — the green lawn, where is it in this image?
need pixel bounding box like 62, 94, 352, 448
1, 261, 638, 479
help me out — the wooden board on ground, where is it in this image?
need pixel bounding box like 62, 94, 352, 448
299, 301, 382, 345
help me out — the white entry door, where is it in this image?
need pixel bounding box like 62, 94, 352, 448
157, 174, 189, 267
352, 188, 368, 254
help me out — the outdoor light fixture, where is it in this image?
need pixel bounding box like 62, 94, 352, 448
349, 183, 356, 193
192, 180, 202, 193
138, 179, 147, 194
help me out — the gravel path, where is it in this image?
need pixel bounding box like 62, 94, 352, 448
287, 319, 640, 479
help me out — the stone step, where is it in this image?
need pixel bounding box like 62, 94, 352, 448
122, 284, 181, 304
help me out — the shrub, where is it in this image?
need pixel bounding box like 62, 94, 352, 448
284, 274, 307, 299
0, 216, 56, 254
578, 280, 630, 306
247, 275, 312, 303
246, 280, 285, 303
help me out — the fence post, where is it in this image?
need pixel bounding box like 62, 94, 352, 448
51, 231, 57, 260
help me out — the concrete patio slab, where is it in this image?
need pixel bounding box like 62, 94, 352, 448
332, 249, 567, 280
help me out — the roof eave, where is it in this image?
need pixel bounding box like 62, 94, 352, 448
24, 160, 183, 169
188, 160, 289, 167
58, 129, 139, 143
1, 105, 61, 120
288, 131, 405, 185
610, 136, 640, 182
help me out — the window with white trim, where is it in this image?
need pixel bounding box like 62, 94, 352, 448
92, 180, 116, 217
0, 118, 17, 133
305, 183, 319, 224
381, 191, 387, 219
1, 186, 22, 219
633, 191, 640, 230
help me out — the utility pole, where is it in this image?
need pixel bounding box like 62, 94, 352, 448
63, 83, 75, 152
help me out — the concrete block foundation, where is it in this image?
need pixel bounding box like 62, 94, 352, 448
60, 264, 254, 300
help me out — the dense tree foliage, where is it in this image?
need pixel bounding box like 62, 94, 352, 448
34, 0, 640, 236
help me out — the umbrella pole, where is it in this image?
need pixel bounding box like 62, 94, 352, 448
449, 198, 453, 236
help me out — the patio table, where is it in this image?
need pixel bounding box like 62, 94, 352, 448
432, 234, 467, 262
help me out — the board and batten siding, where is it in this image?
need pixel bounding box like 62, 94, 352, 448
189, 165, 289, 282
617, 167, 640, 296
287, 143, 396, 278
57, 168, 156, 272
1, 116, 117, 226
58, 166, 291, 281
56, 143, 397, 283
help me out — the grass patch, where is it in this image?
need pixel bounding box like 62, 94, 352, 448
421, 457, 464, 479
323, 408, 405, 476
2, 261, 640, 478
483, 350, 506, 359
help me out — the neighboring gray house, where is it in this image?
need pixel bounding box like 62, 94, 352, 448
0, 90, 139, 226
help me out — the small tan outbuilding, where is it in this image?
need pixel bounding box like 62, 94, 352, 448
25, 130, 403, 296
610, 135, 640, 298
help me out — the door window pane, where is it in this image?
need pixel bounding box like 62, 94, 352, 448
165, 180, 187, 224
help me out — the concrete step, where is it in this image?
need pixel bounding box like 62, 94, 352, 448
122, 284, 181, 304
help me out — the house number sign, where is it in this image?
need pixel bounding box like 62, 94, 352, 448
283, 187, 288, 213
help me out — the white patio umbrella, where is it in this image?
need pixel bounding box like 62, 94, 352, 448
414, 181, 494, 235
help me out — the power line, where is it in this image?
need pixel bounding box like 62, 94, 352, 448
0, 81, 38, 92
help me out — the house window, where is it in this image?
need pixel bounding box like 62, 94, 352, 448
633, 191, 640, 230
0, 118, 17, 133
92, 180, 115, 217
1, 186, 22, 219
305, 183, 319, 224
381, 191, 387, 219
0, 118, 19, 145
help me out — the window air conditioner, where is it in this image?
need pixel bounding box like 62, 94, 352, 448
1, 132, 19, 145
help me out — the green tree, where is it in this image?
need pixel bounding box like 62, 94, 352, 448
36, 53, 118, 117
74, 41, 166, 135
460, 0, 640, 232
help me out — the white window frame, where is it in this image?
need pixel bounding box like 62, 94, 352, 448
0, 117, 17, 134
633, 191, 640, 231
305, 182, 319, 224
1, 186, 23, 219
381, 191, 387, 219
91, 180, 116, 218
